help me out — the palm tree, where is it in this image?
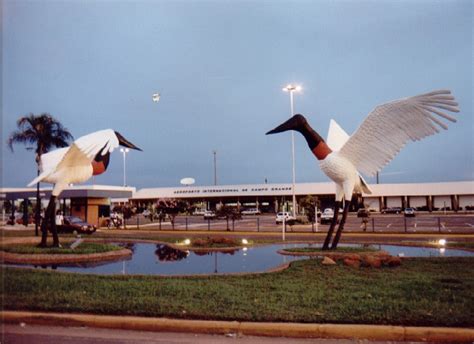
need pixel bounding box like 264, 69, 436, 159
8, 113, 73, 237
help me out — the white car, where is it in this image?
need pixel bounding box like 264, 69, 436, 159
320, 208, 341, 224
203, 210, 216, 220
193, 209, 206, 216
275, 212, 296, 224
241, 208, 261, 215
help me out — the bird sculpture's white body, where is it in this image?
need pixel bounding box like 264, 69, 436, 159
321, 119, 372, 202
28, 129, 121, 196
320, 152, 365, 201
30, 129, 141, 247
266, 89, 460, 249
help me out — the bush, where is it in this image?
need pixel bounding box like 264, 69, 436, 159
191, 237, 240, 248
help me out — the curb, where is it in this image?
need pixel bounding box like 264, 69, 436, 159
2, 311, 473, 342
0, 248, 132, 265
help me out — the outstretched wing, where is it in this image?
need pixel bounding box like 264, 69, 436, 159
72, 129, 120, 159
326, 119, 350, 151
27, 129, 120, 186
54, 129, 119, 171
339, 90, 459, 176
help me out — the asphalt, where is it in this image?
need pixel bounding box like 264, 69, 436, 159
2, 311, 474, 342
2, 323, 413, 344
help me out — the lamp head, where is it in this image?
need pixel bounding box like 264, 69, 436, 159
282, 84, 302, 92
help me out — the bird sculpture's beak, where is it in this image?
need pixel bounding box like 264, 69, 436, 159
266, 114, 307, 135
115, 131, 142, 151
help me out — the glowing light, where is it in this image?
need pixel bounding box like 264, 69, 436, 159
243, 247, 248, 252
282, 84, 302, 92
439, 248, 446, 255
183, 239, 191, 245
438, 239, 446, 246
242, 239, 248, 245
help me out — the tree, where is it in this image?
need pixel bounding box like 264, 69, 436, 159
300, 195, 320, 223
216, 205, 242, 231
8, 113, 73, 237
155, 198, 189, 230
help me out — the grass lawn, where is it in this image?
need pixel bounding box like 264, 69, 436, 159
2, 257, 473, 326
444, 242, 474, 250
0, 242, 122, 255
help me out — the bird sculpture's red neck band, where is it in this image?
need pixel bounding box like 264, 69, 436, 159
92, 160, 107, 175
311, 142, 332, 160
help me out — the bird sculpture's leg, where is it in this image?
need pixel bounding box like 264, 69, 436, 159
331, 200, 351, 250
39, 195, 56, 247
322, 201, 341, 250
39, 220, 48, 247
51, 209, 60, 248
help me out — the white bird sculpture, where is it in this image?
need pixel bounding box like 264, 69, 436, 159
266, 90, 459, 250
28, 129, 142, 247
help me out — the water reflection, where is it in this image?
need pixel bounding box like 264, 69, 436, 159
118, 242, 136, 253
193, 249, 238, 256
155, 244, 189, 262
4, 243, 474, 276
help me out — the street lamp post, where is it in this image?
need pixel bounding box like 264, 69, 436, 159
282, 84, 302, 218
213, 150, 217, 185
120, 148, 130, 187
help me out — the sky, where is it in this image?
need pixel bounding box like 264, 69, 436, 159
1, 0, 473, 189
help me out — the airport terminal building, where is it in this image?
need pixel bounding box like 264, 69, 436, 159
131, 180, 474, 213
2, 181, 473, 226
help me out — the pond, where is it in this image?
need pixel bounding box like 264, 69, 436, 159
5, 242, 474, 276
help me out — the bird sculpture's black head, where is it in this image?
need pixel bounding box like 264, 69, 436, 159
91, 132, 142, 176
266, 114, 309, 135
115, 131, 142, 151
266, 114, 328, 158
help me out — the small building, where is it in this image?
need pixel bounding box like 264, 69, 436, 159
1, 185, 135, 226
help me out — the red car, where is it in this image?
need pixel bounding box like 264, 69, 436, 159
57, 216, 97, 234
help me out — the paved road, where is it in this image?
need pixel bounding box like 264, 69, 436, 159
124, 213, 474, 234
4, 213, 474, 234
1, 324, 420, 344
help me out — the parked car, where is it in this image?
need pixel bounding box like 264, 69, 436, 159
320, 208, 337, 224
381, 207, 402, 214
403, 207, 416, 217
241, 208, 261, 215
275, 212, 296, 224
57, 216, 96, 234
203, 210, 216, 220
14, 215, 34, 225
193, 209, 207, 216
357, 208, 370, 218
